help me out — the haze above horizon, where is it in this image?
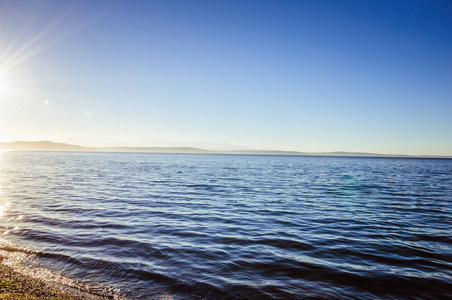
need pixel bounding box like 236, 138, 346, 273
0, 0, 451, 156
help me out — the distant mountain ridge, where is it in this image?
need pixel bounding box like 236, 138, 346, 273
0, 141, 83, 151
0, 141, 450, 158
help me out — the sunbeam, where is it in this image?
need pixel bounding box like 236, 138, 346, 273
0, 1, 95, 73
0, 1, 113, 105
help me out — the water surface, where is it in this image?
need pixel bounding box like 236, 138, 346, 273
0, 152, 451, 299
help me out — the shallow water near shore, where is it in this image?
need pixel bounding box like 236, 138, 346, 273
0, 152, 451, 299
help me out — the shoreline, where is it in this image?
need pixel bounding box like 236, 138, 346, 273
0, 257, 116, 300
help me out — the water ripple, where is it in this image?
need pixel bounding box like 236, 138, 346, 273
0, 152, 451, 299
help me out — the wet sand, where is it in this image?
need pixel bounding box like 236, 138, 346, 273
0, 257, 113, 300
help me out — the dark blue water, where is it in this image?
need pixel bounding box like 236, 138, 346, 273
0, 152, 451, 299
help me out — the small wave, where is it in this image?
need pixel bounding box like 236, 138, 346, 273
0, 238, 123, 299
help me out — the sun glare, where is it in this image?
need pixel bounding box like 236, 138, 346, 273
0, 69, 10, 96
0, 71, 5, 94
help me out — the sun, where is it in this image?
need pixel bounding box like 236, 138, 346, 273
0, 70, 7, 95
0, 69, 12, 97
0, 72, 3, 94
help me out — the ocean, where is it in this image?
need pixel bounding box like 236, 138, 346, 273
0, 151, 450, 299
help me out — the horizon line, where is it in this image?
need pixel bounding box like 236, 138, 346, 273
0, 140, 451, 159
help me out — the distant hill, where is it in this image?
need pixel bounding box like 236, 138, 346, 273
221, 150, 307, 156
307, 151, 411, 157
0, 142, 306, 155
86, 146, 212, 154
0, 141, 83, 151
0, 141, 450, 158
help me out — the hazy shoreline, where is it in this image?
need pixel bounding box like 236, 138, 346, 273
0, 141, 450, 159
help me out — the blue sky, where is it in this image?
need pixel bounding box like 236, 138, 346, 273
0, 0, 451, 155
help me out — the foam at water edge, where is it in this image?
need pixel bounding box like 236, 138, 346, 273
0, 237, 124, 299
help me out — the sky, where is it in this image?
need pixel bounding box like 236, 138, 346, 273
0, 0, 451, 155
